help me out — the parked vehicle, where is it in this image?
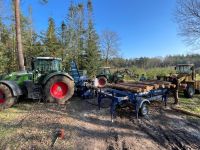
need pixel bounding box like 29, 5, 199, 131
157, 64, 200, 98
0, 57, 74, 110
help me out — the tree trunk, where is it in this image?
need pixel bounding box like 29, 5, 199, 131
14, 0, 25, 71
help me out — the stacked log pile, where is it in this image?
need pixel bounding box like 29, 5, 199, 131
106, 80, 176, 93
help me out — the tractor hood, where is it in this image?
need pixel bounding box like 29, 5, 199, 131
3, 71, 33, 86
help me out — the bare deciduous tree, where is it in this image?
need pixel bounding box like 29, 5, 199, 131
101, 30, 120, 66
175, 0, 200, 46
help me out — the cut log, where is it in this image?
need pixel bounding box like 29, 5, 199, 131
106, 83, 145, 93
133, 82, 160, 89
119, 82, 154, 91
105, 80, 176, 93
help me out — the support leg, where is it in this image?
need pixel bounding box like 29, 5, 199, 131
98, 94, 102, 110
110, 99, 117, 123
162, 95, 167, 107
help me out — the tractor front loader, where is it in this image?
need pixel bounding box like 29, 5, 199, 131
157, 64, 200, 98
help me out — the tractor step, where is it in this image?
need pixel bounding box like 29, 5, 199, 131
31, 85, 43, 100
25, 81, 43, 100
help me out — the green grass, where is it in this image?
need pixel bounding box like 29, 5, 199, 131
177, 95, 200, 115
0, 105, 28, 122
0, 125, 16, 139
0, 104, 29, 139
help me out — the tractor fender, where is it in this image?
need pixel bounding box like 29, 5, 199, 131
0, 80, 22, 96
42, 72, 74, 85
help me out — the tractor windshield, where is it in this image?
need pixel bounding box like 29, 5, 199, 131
34, 59, 62, 73
176, 65, 192, 74
98, 68, 111, 75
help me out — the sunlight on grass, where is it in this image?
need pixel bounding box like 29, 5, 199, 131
0, 104, 31, 141
0, 125, 16, 138
196, 74, 200, 80
178, 95, 200, 115
0, 104, 29, 122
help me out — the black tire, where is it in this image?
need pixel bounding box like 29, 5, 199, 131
139, 103, 149, 116
184, 84, 195, 98
44, 76, 74, 104
0, 84, 16, 110
195, 88, 200, 94
97, 76, 107, 87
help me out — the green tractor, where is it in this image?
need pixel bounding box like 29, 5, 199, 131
96, 67, 123, 87
0, 57, 74, 110
96, 67, 137, 87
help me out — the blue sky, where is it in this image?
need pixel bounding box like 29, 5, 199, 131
4, 0, 191, 58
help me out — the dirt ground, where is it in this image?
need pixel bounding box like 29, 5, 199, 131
0, 97, 200, 150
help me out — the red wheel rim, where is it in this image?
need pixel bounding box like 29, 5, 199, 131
98, 78, 106, 86
50, 82, 68, 99
0, 90, 5, 104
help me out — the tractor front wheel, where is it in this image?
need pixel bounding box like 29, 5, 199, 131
44, 76, 74, 104
184, 84, 195, 98
0, 84, 16, 110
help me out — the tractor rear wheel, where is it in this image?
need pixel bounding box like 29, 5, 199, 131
44, 76, 74, 104
0, 84, 16, 110
184, 84, 195, 98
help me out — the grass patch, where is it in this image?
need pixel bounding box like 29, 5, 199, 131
0, 125, 16, 139
0, 103, 31, 143
0, 106, 28, 122
177, 95, 200, 115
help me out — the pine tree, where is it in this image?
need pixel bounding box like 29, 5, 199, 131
65, 1, 77, 63
43, 17, 60, 57
0, 17, 14, 73
64, 1, 84, 69
77, 3, 86, 70
85, 0, 100, 77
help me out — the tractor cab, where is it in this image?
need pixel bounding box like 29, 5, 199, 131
31, 57, 63, 83
98, 67, 111, 77
31, 57, 62, 73
175, 64, 195, 80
